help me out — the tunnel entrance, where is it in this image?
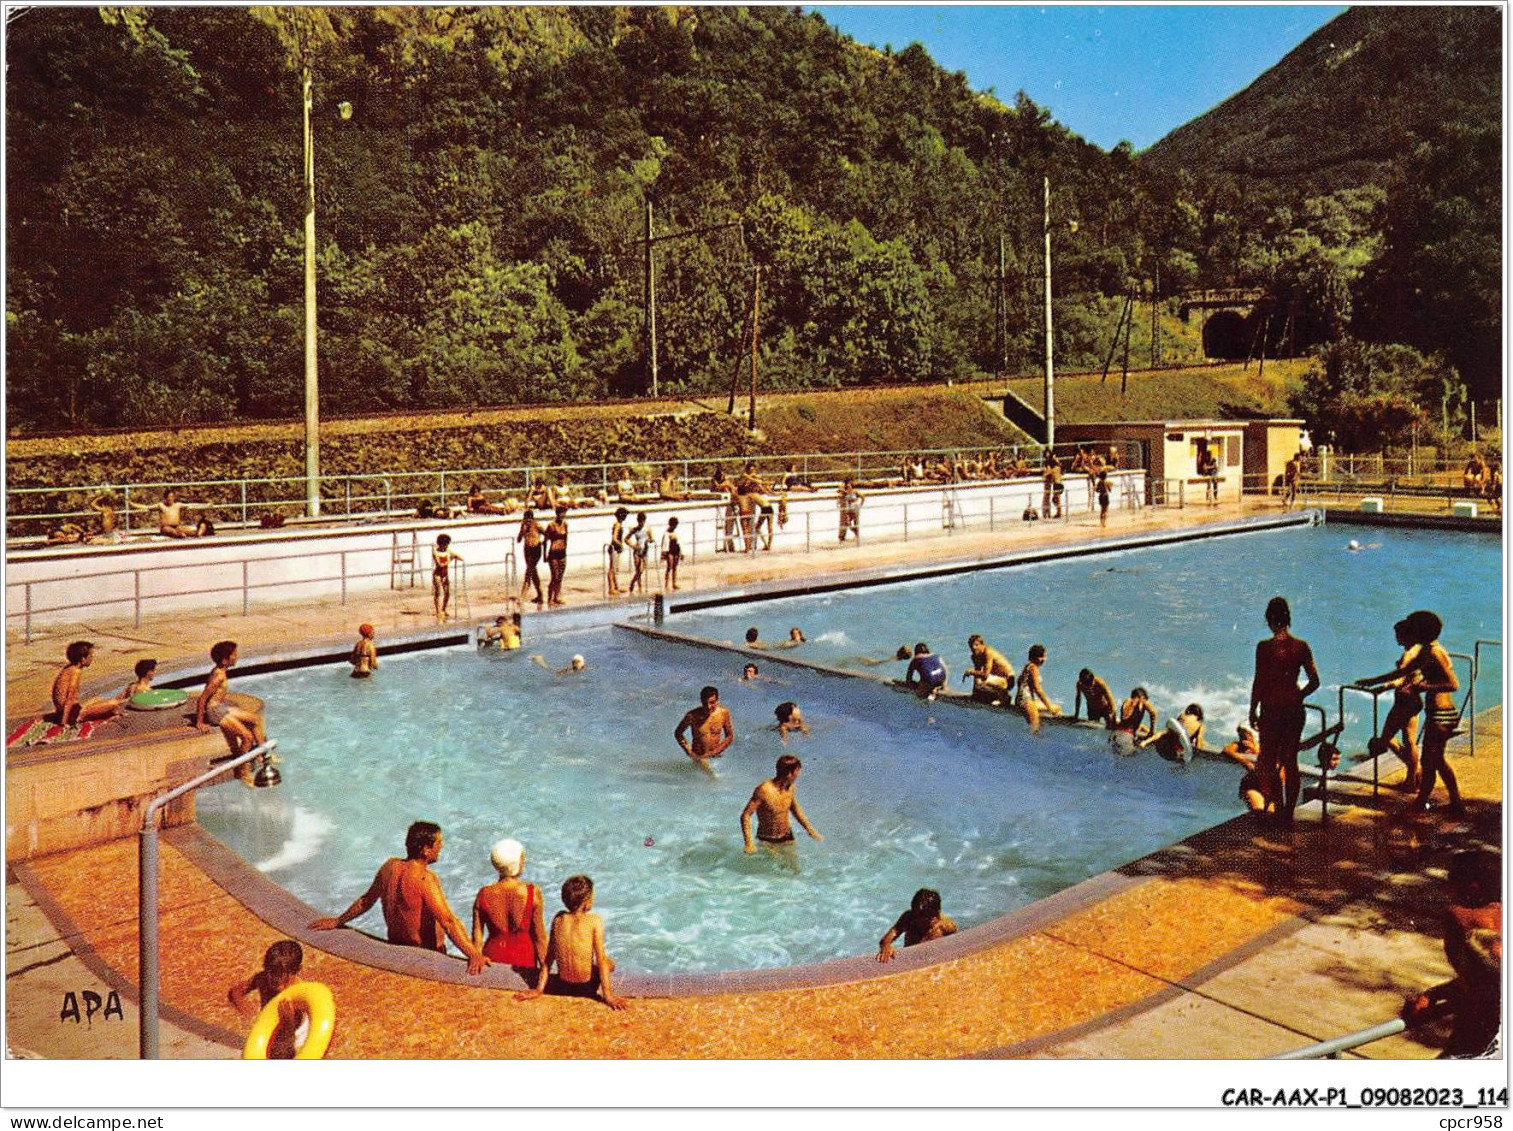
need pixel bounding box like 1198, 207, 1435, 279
1202, 310, 1251, 360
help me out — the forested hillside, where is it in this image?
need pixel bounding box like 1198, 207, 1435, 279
1141, 5, 1501, 404
5, 5, 1500, 447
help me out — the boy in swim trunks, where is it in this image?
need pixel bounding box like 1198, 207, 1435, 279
675, 685, 733, 766
49, 641, 126, 726
517, 874, 627, 1010
196, 641, 266, 757
121, 658, 158, 702
962, 634, 1015, 707
350, 623, 379, 677
661, 516, 683, 590
741, 754, 822, 853
877, 888, 959, 962
1073, 668, 1116, 727
1140, 702, 1205, 762
432, 533, 461, 619
774, 701, 809, 744
227, 940, 307, 1059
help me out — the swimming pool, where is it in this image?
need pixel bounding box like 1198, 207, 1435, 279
197, 523, 1501, 976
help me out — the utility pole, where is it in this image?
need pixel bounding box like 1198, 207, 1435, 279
748, 266, 761, 430
302, 67, 321, 517
1043, 176, 1055, 449
997, 234, 1007, 378
644, 199, 659, 399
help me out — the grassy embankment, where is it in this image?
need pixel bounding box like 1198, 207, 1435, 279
6, 386, 1031, 505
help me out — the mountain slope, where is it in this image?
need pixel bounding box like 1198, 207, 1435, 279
1142, 6, 1501, 193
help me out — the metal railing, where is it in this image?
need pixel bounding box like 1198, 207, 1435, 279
9, 475, 1146, 638
8, 538, 519, 643
6, 441, 1147, 544
1272, 1017, 1407, 1060
140, 739, 277, 1059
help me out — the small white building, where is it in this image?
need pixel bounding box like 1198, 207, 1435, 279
1058, 419, 1252, 503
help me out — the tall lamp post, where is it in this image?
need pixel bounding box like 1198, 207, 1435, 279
301, 70, 351, 517
302, 68, 321, 517
1041, 176, 1078, 452
1042, 176, 1055, 450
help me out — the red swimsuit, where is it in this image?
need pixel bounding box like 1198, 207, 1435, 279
482, 884, 537, 967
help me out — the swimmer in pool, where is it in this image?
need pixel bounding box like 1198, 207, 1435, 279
480, 612, 522, 651
774, 627, 807, 649
741, 663, 760, 681
774, 701, 809, 744
744, 627, 765, 650
741, 754, 821, 853
962, 634, 1014, 706
1014, 644, 1061, 731
877, 888, 958, 962
855, 645, 913, 667
350, 623, 379, 677
1140, 702, 1205, 762
675, 685, 734, 766
530, 654, 586, 675
1072, 668, 1117, 727
904, 642, 948, 699
1222, 723, 1269, 812
1109, 687, 1157, 755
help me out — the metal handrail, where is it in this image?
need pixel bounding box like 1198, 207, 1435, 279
1337, 682, 1391, 797
140, 739, 278, 1059
1272, 1017, 1407, 1060
8, 472, 1146, 639
1471, 640, 1500, 755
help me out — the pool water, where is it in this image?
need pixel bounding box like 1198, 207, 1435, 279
678, 525, 1503, 749
198, 524, 1501, 975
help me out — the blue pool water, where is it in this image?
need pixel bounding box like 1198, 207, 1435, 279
677, 525, 1503, 748
198, 523, 1501, 975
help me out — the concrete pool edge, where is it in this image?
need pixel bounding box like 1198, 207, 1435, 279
662, 510, 1323, 613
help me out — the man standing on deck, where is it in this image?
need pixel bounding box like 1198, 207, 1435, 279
675, 685, 734, 766
310, 821, 490, 975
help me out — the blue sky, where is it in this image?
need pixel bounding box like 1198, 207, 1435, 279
808, 5, 1347, 151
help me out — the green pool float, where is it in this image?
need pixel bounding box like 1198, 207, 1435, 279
129, 688, 189, 711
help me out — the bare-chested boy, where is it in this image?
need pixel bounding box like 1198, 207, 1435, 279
741, 754, 822, 852
49, 641, 125, 725
195, 641, 267, 757
675, 685, 734, 766
962, 633, 1015, 706
774, 701, 809, 744
310, 821, 490, 975
516, 874, 626, 1010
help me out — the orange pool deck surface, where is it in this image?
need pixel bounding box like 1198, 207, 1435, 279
4, 498, 1504, 1059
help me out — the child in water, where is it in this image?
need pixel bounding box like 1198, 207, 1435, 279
877, 888, 958, 962
480, 612, 522, 651
350, 624, 379, 678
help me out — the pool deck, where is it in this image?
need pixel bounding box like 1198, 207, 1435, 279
5, 497, 1503, 1059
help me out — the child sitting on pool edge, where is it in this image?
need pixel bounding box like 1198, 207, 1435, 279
877, 888, 958, 962
121, 658, 158, 701
517, 874, 627, 1010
